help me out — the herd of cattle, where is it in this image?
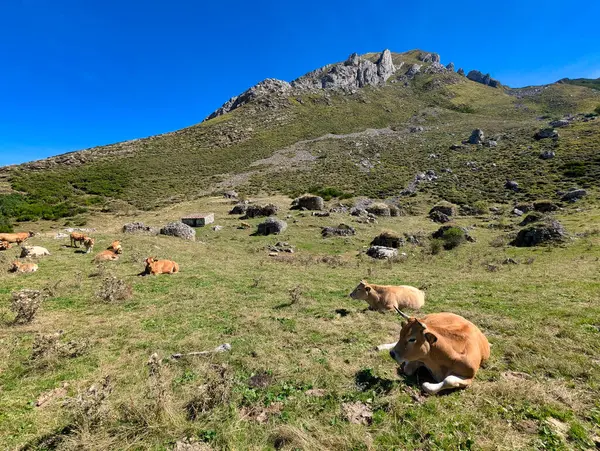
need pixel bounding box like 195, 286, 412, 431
1, 229, 489, 395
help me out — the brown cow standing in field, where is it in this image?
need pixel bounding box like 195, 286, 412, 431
0, 231, 34, 244
349, 280, 425, 312
93, 250, 120, 262
9, 260, 39, 273
143, 257, 179, 275
386, 310, 490, 395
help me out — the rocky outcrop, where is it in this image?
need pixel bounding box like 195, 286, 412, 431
534, 128, 559, 140
468, 129, 485, 144
511, 220, 567, 247
321, 224, 356, 237
457, 68, 465, 76
371, 231, 404, 248
549, 119, 569, 128
205, 78, 292, 121
367, 246, 398, 259
446, 62, 455, 71
505, 180, 519, 192
243, 203, 278, 218
122, 222, 159, 235
405, 64, 422, 77
539, 150, 556, 160
291, 195, 324, 211
418, 53, 440, 63
256, 217, 287, 236
561, 189, 587, 202
292, 49, 397, 91
467, 70, 501, 88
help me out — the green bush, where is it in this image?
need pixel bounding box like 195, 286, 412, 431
472, 200, 489, 215
441, 226, 466, 250
429, 238, 444, 255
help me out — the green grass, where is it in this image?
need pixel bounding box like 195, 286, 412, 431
0, 195, 599, 449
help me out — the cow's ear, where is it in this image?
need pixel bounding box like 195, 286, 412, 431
424, 332, 437, 345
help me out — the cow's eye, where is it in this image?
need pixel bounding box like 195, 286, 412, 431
408, 338, 416, 343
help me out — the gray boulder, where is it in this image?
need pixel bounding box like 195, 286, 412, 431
485, 140, 498, 148
229, 203, 249, 215
160, 222, 196, 240
366, 246, 398, 260
561, 189, 587, 202
291, 195, 324, 211
410, 126, 424, 133
405, 64, 421, 77
257, 217, 287, 236
243, 203, 278, 218
371, 231, 404, 248
429, 203, 456, 217
321, 224, 356, 237
446, 62, 455, 71
429, 210, 451, 223
468, 129, 485, 145
534, 128, 559, 140
350, 207, 368, 217
223, 190, 238, 199
511, 220, 567, 247
376, 49, 396, 81
505, 180, 519, 191
549, 119, 569, 128
539, 150, 555, 160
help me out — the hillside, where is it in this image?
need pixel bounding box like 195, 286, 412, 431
1, 49, 600, 229
559, 77, 600, 91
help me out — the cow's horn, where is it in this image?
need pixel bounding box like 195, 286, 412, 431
394, 307, 410, 320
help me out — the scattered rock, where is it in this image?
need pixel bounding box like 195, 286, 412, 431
468, 129, 485, 144
291, 195, 324, 211
539, 150, 556, 160
429, 210, 451, 223
446, 62, 455, 71
534, 128, 559, 140
485, 140, 498, 147
256, 217, 287, 236
312, 211, 330, 217
502, 258, 518, 265
561, 189, 587, 202
371, 231, 404, 248
160, 222, 196, 241
450, 144, 465, 150
322, 224, 356, 237
229, 203, 249, 215
429, 203, 456, 217
268, 242, 294, 253
243, 204, 279, 219
519, 212, 544, 226
350, 207, 367, 217
341, 401, 372, 425
513, 208, 524, 217
405, 64, 421, 77
511, 220, 567, 247
212, 225, 223, 232
505, 180, 519, 192
533, 200, 558, 212
223, 190, 238, 199
122, 222, 159, 235
366, 246, 398, 259
549, 119, 569, 128
410, 126, 424, 133
366, 203, 391, 217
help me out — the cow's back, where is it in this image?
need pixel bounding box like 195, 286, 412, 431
379, 285, 424, 309
425, 313, 489, 363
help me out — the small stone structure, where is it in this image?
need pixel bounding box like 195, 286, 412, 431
181, 213, 214, 227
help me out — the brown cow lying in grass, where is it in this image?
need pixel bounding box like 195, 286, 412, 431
143, 257, 179, 275
107, 240, 123, 254
10, 260, 39, 273
93, 250, 120, 262
385, 309, 490, 395
0, 241, 12, 251
0, 231, 34, 244
349, 280, 425, 312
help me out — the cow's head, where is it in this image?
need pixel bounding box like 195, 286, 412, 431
28, 231, 35, 237
10, 261, 21, 272
144, 257, 157, 266
389, 309, 437, 365
349, 280, 371, 300
110, 241, 123, 254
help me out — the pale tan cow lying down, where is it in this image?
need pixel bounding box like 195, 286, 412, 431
93, 250, 119, 262
143, 257, 179, 275
0, 231, 34, 244
107, 240, 123, 254
384, 310, 490, 395
20, 246, 51, 258
10, 260, 38, 273
349, 280, 425, 312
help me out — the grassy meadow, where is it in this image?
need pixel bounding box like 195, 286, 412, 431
1, 195, 599, 450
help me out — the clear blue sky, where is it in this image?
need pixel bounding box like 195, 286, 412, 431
1, 0, 599, 166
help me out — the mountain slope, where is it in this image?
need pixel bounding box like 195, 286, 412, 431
1, 50, 600, 228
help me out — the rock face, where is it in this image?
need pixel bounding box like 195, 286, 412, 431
321, 224, 356, 237
468, 129, 485, 144
205, 78, 292, 120
366, 203, 391, 217
446, 62, 455, 71
457, 68, 465, 76
291, 195, 324, 211
429, 203, 456, 217
467, 70, 501, 88
257, 217, 287, 236
366, 246, 398, 259
511, 220, 567, 247
292, 49, 397, 91
229, 203, 249, 215
429, 210, 451, 223
418, 52, 440, 63
160, 222, 196, 240
534, 128, 559, 140
122, 222, 159, 235
561, 189, 587, 202
405, 64, 421, 77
